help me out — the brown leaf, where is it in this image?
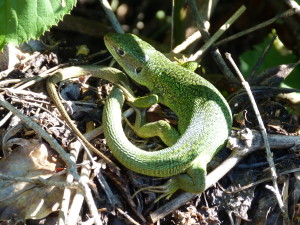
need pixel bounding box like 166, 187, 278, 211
0, 138, 66, 220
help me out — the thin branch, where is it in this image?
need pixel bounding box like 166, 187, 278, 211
81, 182, 103, 225
15, 64, 66, 90
187, 0, 239, 82
247, 35, 277, 82
99, 0, 124, 33
189, 5, 246, 61
116, 207, 141, 225
67, 153, 91, 225
58, 142, 81, 225
172, 31, 201, 53
187, 0, 210, 40
214, 8, 297, 46
171, 0, 177, 50
225, 53, 290, 225
0, 173, 80, 190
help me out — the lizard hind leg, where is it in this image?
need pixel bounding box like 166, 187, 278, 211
133, 166, 207, 203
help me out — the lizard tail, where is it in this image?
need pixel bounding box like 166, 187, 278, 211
103, 87, 228, 177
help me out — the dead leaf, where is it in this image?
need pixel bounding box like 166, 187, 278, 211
0, 138, 67, 220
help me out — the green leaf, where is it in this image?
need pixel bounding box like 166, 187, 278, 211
0, 0, 77, 50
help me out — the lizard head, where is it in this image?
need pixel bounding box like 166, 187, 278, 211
104, 33, 156, 89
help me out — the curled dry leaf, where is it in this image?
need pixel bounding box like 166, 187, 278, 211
0, 138, 66, 220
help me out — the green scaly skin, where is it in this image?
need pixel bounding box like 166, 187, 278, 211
103, 33, 232, 198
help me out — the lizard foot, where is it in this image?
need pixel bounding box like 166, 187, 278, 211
133, 167, 206, 203
133, 178, 180, 203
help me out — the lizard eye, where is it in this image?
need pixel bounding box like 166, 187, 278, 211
135, 67, 142, 74
115, 48, 125, 56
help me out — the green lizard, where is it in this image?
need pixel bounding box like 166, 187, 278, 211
47, 33, 232, 199
102, 33, 232, 198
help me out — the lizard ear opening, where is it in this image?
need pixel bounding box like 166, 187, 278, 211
115, 48, 125, 56
135, 67, 142, 74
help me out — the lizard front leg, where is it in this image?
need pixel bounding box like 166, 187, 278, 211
124, 94, 180, 146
